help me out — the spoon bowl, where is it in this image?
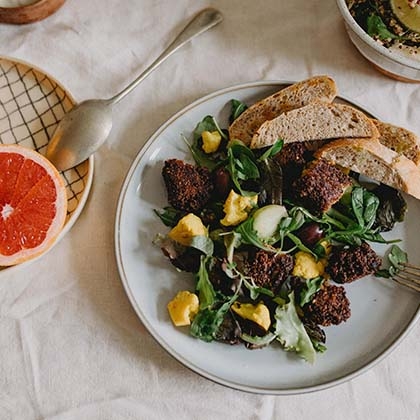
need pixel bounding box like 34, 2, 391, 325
47, 99, 113, 171
46, 8, 223, 171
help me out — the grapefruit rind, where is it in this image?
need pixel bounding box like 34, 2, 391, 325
0, 144, 68, 266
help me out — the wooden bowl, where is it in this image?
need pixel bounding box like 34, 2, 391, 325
0, 0, 65, 24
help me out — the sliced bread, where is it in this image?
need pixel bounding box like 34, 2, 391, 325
228, 75, 337, 145
315, 138, 420, 200
250, 102, 379, 149
373, 120, 420, 165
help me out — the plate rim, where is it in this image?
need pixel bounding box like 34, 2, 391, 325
114, 80, 420, 395
0, 55, 94, 275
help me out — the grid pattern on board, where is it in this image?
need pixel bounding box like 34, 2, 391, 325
0, 58, 90, 218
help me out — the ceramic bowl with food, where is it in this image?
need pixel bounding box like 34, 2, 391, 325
336, 0, 420, 82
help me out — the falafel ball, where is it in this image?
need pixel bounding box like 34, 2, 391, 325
303, 282, 351, 326
246, 250, 294, 294
292, 159, 352, 214
326, 242, 382, 284
162, 159, 213, 212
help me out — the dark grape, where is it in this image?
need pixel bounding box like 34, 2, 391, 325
296, 222, 324, 247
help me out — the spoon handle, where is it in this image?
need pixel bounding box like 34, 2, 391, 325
109, 8, 223, 105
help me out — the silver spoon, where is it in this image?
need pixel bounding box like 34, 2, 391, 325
46, 8, 223, 171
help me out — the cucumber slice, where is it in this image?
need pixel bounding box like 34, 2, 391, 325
253, 205, 288, 240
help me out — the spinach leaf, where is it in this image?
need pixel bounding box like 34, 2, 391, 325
230, 99, 248, 124
351, 186, 379, 229
376, 245, 408, 278
189, 235, 214, 256
193, 115, 227, 142
183, 135, 218, 170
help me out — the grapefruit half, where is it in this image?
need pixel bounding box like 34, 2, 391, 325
0, 144, 68, 266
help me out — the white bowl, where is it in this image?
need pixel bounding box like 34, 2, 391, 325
336, 0, 420, 82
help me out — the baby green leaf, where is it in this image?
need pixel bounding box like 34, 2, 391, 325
367, 14, 401, 40
230, 99, 248, 123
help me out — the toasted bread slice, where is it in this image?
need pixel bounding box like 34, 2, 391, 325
228, 75, 337, 145
250, 103, 379, 149
315, 138, 420, 200
373, 120, 420, 165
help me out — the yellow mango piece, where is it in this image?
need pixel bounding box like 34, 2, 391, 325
202, 130, 222, 153
220, 190, 258, 226
167, 291, 199, 326
231, 301, 271, 332
292, 251, 326, 279
168, 213, 207, 246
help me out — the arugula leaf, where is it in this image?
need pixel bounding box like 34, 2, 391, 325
195, 256, 216, 309
224, 261, 274, 300
257, 139, 284, 162
153, 207, 184, 227
234, 217, 275, 252
190, 295, 237, 342
367, 14, 401, 40
226, 140, 260, 196
230, 99, 248, 124
221, 231, 242, 263
191, 257, 239, 342
273, 292, 316, 363
243, 278, 274, 300
299, 277, 324, 306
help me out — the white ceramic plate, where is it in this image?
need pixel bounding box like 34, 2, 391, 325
0, 56, 94, 274
115, 81, 420, 394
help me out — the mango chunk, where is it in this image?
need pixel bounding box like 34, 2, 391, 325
231, 301, 271, 332
220, 190, 257, 226
168, 213, 207, 246
167, 291, 199, 326
292, 251, 326, 279
202, 130, 222, 153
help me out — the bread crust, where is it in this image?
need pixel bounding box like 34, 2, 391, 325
315, 138, 420, 199
228, 75, 337, 146
373, 120, 420, 165
250, 103, 379, 149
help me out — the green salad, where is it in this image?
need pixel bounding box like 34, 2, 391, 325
154, 99, 408, 363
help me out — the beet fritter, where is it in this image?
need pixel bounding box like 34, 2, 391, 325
162, 159, 213, 212
303, 282, 351, 326
292, 159, 352, 214
275, 142, 308, 168
245, 250, 294, 294
326, 242, 382, 284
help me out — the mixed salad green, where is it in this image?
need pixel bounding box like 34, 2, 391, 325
154, 98, 408, 363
